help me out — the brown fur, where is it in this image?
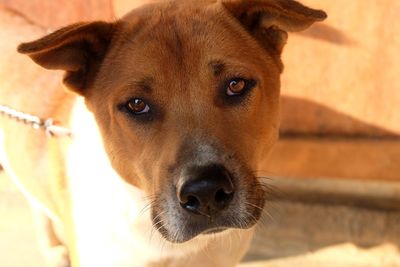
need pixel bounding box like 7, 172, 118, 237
1, 1, 326, 266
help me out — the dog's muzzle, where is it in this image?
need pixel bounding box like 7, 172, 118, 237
151, 141, 265, 243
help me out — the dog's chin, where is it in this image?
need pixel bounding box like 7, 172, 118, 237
153, 213, 262, 244
157, 225, 232, 243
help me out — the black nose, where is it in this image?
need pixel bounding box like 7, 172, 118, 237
178, 165, 235, 216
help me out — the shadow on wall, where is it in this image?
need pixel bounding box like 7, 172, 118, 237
279, 96, 399, 138
298, 23, 357, 46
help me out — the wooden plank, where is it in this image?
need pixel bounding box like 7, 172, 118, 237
244, 200, 400, 266
259, 138, 400, 181
266, 177, 400, 210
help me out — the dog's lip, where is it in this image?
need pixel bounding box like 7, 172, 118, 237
201, 227, 228, 235
154, 210, 261, 243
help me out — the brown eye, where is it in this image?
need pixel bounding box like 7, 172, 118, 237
226, 79, 246, 96
127, 98, 150, 114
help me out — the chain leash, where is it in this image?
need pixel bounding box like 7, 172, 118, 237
0, 104, 72, 138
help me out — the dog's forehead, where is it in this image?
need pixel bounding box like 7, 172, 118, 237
119, 1, 238, 55
121, 0, 218, 23
99, 1, 267, 97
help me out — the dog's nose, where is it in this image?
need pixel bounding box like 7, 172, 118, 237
178, 165, 234, 215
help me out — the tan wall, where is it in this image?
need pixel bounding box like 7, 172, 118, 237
0, 0, 112, 28
280, 0, 400, 137
113, 0, 159, 17
260, 0, 400, 181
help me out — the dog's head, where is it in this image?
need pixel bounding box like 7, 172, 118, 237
18, 0, 326, 243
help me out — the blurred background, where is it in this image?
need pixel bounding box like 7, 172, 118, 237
0, 0, 399, 266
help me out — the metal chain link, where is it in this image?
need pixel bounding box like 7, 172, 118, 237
0, 104, 72, 138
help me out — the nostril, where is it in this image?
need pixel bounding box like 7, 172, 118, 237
180, 195, 201, 213
215, 189, 234, 209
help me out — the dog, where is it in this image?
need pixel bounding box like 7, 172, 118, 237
0, 0, 326, 266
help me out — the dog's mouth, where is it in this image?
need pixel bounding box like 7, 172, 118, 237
202, 227, 228, 235
150, 173, 266, 243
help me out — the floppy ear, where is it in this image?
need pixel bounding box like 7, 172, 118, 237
222, 0, 327, 55
17, 21, 116, 95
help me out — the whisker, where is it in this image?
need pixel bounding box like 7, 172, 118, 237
171, 226, 181, 245
244, 201, 264, 211
148, 211, 167, 245
138, 200, 156, 216
241, 202, 269, 228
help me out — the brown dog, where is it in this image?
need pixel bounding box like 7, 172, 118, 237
0, 0, 326, 266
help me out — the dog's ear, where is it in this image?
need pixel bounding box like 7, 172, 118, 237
222, 0, 327, 55
18, 21, 116, 95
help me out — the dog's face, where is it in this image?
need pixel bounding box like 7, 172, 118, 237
18, 0, 326, 243
89, 2, 282, 243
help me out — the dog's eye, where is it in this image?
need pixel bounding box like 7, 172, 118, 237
226, 79, 247, 96
220, 77, 257, 106
127, 98, 150, 114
